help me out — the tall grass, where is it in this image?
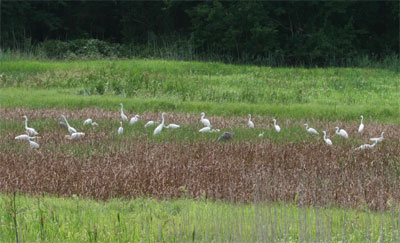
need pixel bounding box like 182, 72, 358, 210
0, 59, 399, 121
0, 192, 399, 242
1, 39, 399, 71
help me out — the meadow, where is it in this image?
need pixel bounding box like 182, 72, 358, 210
0, 57, 399, 242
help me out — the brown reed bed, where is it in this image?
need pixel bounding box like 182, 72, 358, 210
1, 134, 399, 210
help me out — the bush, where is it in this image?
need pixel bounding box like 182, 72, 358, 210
39, 39, 123, 59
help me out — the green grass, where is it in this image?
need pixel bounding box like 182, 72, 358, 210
0, 193, 398, 242
0, 88, 398, 122
1, 59, 399, 107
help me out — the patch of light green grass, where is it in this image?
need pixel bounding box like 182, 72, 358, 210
0, 193, 397, 242
0, 88, 398, 122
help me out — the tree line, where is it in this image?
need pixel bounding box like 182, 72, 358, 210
1, 1, 398, 65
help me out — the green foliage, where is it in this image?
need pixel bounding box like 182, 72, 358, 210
1, 1, 398, 66
40, 39, 123, 60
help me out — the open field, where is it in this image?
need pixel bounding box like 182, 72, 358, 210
0, 59, 399, 241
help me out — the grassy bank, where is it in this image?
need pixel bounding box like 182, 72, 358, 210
0, 193, 398, 242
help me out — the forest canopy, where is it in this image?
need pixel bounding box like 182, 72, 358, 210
1, 1, 398, 66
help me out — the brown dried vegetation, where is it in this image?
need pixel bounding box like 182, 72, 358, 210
1, 130, 399, 210
1, 108, 400, 210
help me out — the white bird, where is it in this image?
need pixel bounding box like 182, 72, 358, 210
91, 122, 98, 126
370, 132, 384, 143
15, 131, 40, 141
322, 131, 333, 146
120, 103, 128, 122
248, 114, 254, 128
273, 119, 281, 132
129, 115, 139, 125
153, 112, 166, 135
65, 132, 85, 140
356, 141, 377, 150
210, 128, 220, 133
358, 115, 364, 133
23, 115, 38, 136
118, 122, 124, 135
166, 124, 180, 129
258, 132, 264, 137
83, 118, 93, 126
199, 127, 211, 133
29, 139, 40, 149
200, 112, 211, 128
60, 115, 77, 134
305, 123, 319, 135
144, 121, 158, 127
335, 126, 348, 139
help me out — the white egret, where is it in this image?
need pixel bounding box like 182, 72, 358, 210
28, 137, 40, 149
273, 119, 281, 132
322, 131, 333, 146
60, 115, 77, 134
218, 132, 234, 142
200, 112, 211, 128
258, 132, 264, 137
15, 131, 40, 141
129, 115, 139, 125
305, 123, 319, 135
120, 103, 128, 122
65, 132, 85, 140
166, 124, 180, 129
23, 115, 38, 136
358, 115, 364, 133
118, 122, 124, 135
199, 127, 211, 133
210, 128, 220, 133
248, 114, 254, 128
91, 122, 98, 126
144, 121, 159, 128
356, 141, 377, 150
370, 132, 384, 143
83, 118, 93, 125
335, 127, 348, 139
153, 112, 165, 135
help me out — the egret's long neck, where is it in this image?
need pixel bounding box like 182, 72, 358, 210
120, 105, 124, 114
323, 133, 326, 140
63, 116, 70, 127
274, 120, 276, 126
305, 124, 308, 129
24, 117, 28, 128
201, 114, 204, 120
161, 114, 165, 125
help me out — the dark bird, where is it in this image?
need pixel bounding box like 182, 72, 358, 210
217, 132, 234, 142
57, 116, 68, 129
58, 121, 68, 129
